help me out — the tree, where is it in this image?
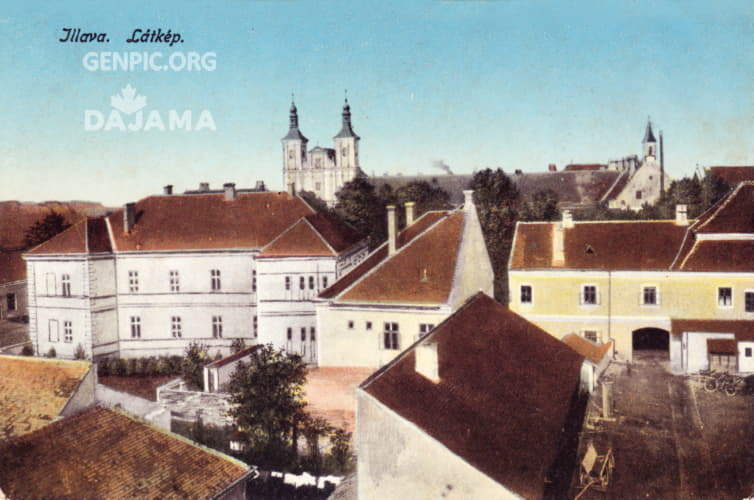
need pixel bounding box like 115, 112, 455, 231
468, 168, 520, 303
181, 342, 210, 390
24, 212, 71, 248
298, 190, 332, 215
519, 189, 560, 221
393, 180, 452, 224
334, 177, 386, 249
227, 344, 307, 469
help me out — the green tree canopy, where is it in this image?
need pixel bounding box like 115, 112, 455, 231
227, 344, 307, 469
468, 168, 520, 303
24, 212, 71, 248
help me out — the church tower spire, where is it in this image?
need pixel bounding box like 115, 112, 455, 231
643, 117, 657, 159
334, 93, 360, 172
282, 96, 308, 196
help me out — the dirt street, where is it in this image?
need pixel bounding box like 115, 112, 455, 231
574, 350, 754, 500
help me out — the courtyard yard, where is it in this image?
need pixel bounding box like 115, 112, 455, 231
573, 350, 753, 499
0, 319, 29, 350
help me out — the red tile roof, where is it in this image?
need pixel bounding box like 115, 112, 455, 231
511, 221, 688, 270
678, 240, 754, 272
709, 166, 754, 185
318, 211, 448, 299
0, 250, 25, 284
29, 192, 315, 254
339, 212, 463, 303
562, 334, 613, 364
362, 293, 584, 499
0, 406, 249, 499
0, 356, 91, 440
259, 213, 363, 258
671, 319, 754, 342
707, 338, 737, 355
692, 182, 754, 234
26, 217, 113, 255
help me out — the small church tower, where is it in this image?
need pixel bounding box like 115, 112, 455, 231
333, 97, 360, 171
282, 99, 308, 194
643, 118, 657, 161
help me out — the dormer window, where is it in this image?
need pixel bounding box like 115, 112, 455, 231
585, 245, 595, 255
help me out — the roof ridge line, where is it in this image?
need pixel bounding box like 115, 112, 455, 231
333, 210, 456, 300
303, 217, 337, 255
105, 216, 118, 252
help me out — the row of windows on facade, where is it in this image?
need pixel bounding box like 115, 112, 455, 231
126, 315, 258, 339
519, 285, 754, 310
342, 321, 436, 350
284, 275, 329, 291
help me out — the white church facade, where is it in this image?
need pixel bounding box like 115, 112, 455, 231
282, 98, 363, 206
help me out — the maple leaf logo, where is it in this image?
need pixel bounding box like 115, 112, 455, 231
110, 84, 146, 114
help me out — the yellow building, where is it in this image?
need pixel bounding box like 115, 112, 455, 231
316, 191, 493, 367
508, 182, 754, 373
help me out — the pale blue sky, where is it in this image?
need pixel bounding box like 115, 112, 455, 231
0, 0, 751, 205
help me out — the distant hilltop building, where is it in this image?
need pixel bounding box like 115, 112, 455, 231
282, 98, 363, 206
371, 119, 666, 211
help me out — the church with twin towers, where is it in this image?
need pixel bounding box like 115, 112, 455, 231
282, 97, 364, 206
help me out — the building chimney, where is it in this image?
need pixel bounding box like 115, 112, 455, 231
163, 185, 173, 195
287, 183, 295, 196
675, 204, 688, 226
387, 205, 397, 256
548, 163, 557, 172
224, 182, 237, 201
255, 180, 266, 191
415, 340, 440, 383
199, 182, 210, 192
562, 209, 574, 229
405, 201, 416, 226
123, 203, 136, 233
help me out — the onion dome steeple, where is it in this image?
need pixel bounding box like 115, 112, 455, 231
334, 96, 360, 140
282, 96, 308, 142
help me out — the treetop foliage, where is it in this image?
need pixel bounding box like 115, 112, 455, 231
24, 212, 71, 248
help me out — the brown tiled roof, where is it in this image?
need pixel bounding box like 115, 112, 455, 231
339, 212, 463, 304
510, 221, 688, 270
709, 166, 754, 185
362, 293, 584, 499
0, 356, 91, 440
678, 240, 754, 272
513, 170, 621, 207
26, 217, 113, 255
109, 192, 314, 251
562, 334, 613, 364
207, 345, 259, 368
0, 250, 25, 284
671, 319, 754, 342
319, 211, 448, 299
707, 338, 737, 355
692, 182, 754, 234
600, 171, 631, 202
0, 406, 249, 499
259, 213, 363, 258
564, 164, 606, 171
28, 192, 315, 254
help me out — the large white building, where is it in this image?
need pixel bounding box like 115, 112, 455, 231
24, 187, 366, 360
316, 191, 494, 368
282, 99, 363, 206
